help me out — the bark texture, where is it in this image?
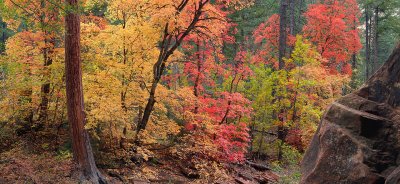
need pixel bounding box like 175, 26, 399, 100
64, 0, 106, 183
365, 5, 371, 79
278, 0, 288, 69
276, 0, 289, 161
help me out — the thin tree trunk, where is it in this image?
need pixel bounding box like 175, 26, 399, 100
277, 0, 289, 161
351, 19, 357, 69
137, 0, 209, 133
352, 53, 356, 69
249, 117, 256, 154
372, 6, 379, 74
257, 127, 265, 159
220, 72, 238, 125
278, 0, 288, 69
277, 114, 287, 160
365, 5, 370, 80
38, 0, 58, 130
1, 22, 4, 43
64, 0, 106, 182
0, 21, 5, 54
288, 0, 296, 55
289, 0, 295, 35
172, 63, 180, 90
292, 78, 299, 126
17, 57, 34, 135
138, 81, 157, 133
22, 86, 34, 129
38, 35, 54, 129
193, 40, 201, 114
121, 15, 128, 111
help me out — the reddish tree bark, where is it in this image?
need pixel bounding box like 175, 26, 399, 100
64, 0, 106, 183
193, 39, 201, 114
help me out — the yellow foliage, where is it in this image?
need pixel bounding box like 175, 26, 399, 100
0, 31, 64, 122
80, 2, 188, 146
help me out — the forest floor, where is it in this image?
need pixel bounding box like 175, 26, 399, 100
0, 138, 282, 184
0, 141, 77, 183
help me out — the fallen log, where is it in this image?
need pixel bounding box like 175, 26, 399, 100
245, 160, 271, 171
238, 172, 253, 181
107, 170, 125, 182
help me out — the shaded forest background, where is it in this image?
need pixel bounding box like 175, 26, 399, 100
0, 0, 399, 183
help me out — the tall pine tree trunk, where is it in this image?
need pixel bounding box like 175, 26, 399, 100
288, 0, 296, 55
1, 21, 5, 54
121, 16, 128, 111
365, 5, 370, 80
277, 0, 289, 161
288, 0, 295, 35
65, 0, 106, 182
372, 6, 379, 74
278, 0, 288, 69
351, 19, 357, 69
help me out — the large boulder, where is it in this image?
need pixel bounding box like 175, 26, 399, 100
301, 43, 400, 184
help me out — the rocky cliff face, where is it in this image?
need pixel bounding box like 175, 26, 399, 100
301, 43, 400, 184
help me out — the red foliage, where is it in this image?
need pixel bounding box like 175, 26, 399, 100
252, 14, 295, 68
253, 14, 280, 67
285, 128, 304, 152
302, 0, 362, 74
182, 38, 223, 94
216, 123, 250, 162
162, 1, 256, 163
171, 31, 253, 163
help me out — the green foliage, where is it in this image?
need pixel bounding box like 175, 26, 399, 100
0, 42, 4, 53
56, 149, 73, 160
278, 170, 302, 184
84, 0, 108, 16
246, 37, 346, 159
281, 144, 302, 166
270, 164, 301, 184
270, 144, 302, 184
356, 0, 400, 84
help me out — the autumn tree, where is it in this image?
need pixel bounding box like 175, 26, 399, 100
160, 2, 252, 162
302, 0, 362, 74
78, 0, 166, 151
137, 0, 207, 133
2, 0, 63, 131
137, 0, 253, 133
247, 35, 348, 160
253, 14, 280, 67
250, 0, 359, 159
